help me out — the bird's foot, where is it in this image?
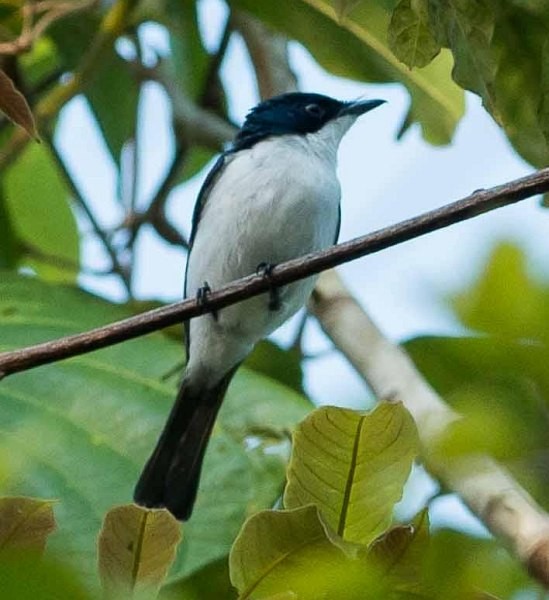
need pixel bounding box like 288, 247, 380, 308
196, 281, 218, 321
256, 262, 281, 311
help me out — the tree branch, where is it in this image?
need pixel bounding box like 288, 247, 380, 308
126, 22, 237, 249
0, 0, 140, 170
0, 167, 548, 378
309, 269, 549, 587
234, 11, 298, 99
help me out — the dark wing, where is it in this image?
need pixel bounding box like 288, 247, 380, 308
183, 152, 230, 354
188, 153, 228, 248
334, 203, 341, 245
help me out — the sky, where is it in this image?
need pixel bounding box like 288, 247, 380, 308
55, 0, 549, 537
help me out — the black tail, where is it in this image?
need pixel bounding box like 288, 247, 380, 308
134, 367, 237, 520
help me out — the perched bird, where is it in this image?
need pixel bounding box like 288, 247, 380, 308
134, 92, 385, 520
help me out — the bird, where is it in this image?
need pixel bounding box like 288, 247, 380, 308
133, 91, 385, 520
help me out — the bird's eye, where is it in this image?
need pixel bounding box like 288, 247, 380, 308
305, 103, 324, 117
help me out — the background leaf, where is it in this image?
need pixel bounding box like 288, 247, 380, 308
229, 505, 376, 599
0, 496, 55, 556
405, 335, 549, 508
422, 529, 530, 598
3, 144, 79, 283
0, 187, 19, 269
368, 509, 429, 594
0, 554, 92, 600
450, 241, 549, 341
160, 557, 236, 600
388, 0, 441, 69
284, 403, 419, 545
427, 0, 498, 114
229, 0, 465, 145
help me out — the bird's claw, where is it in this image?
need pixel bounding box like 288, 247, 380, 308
256, 262, 281, 311
197, 281, 218, 321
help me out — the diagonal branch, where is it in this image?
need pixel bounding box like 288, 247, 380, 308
0, 166, 548, 378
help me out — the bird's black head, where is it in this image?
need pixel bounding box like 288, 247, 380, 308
233, 92, 384, 150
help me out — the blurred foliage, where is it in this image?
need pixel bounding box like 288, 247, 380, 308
406, 241, 549, 511
0, 272, 311, 592
1, 0, 549, 597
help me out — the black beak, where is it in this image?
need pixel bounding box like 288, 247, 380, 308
339, 98, 386, 117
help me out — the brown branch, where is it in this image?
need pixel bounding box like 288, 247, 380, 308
126, 23, 236, 249
0, 0, 97, 55
0, 167, 548, 378
234, 12, 298, 99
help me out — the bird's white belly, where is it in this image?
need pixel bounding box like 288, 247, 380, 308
185, 141, 340, 376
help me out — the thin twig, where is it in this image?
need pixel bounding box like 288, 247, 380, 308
234, 11, 298, 99
199, 14, 233, 108
0, 166, 548, 378
45, 136, 132, 295
0, 0, 140, 170
0, 0, 97, 55
139, 143, 189, 248
129, 21, 236, 249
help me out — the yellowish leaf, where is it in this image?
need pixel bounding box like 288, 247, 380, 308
284, 402, 419, 545
0, 496, 56, 556
229, 505, 379, 599
98, 504, 182, 599
369, 509, 430, 592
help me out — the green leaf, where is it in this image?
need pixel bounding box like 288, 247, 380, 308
0, 272, 310, 584
405, 336, 549, 507
166, 0, 210, 100
98, 504, 182, 600
0, 553, 92, 600
388, 0, 441, 68
0, 187, 19, 269
228, 0, 465, 145
541, 40, 549, 148
178, 147, 217, 185
368, 509, 429, 594
332, 0, 363, 20
284, 403, 419, 545
423, 529, 529, 598
428, 0, 498, 115
229, 505, 378, 599
491, 8, 549, 167
19, 36, 60, 89
0, 496, 56, 556
3, 144, 79, 283
450, 242, 549, 341
244, 340, 304, 394
160, 557, 236, 600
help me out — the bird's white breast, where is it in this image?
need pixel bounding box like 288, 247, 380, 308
185, 132, 342, 377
